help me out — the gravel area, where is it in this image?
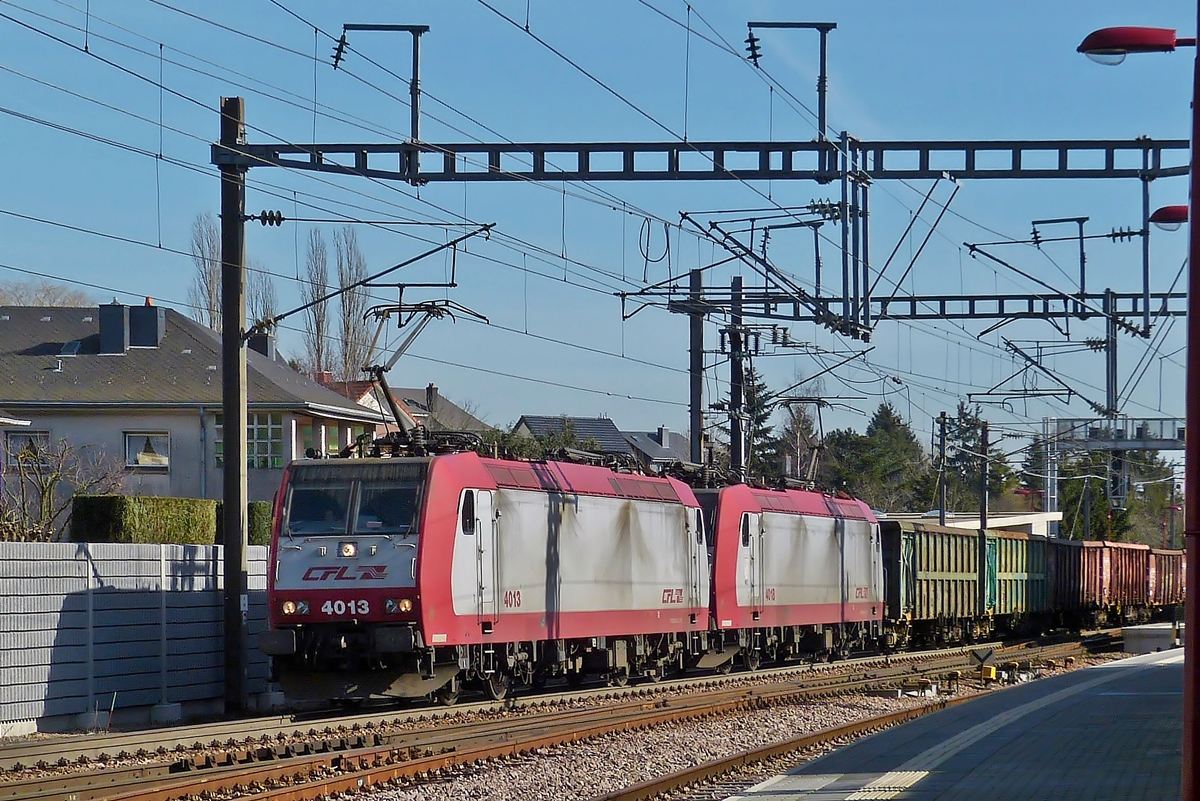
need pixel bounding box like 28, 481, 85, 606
371, 694, 930, 801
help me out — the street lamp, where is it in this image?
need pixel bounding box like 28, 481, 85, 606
1151, 204, 1189, 232
1080, 18, 1200, 798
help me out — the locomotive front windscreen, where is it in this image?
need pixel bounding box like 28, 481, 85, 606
354, 483, 421, 535
285, 485, 352, 535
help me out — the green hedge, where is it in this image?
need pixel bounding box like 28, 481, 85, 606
216, 500, 273, 546
72, 495, 217, 545
72, 496, 275, 546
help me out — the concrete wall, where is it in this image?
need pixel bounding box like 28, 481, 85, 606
0, 542, 271, 735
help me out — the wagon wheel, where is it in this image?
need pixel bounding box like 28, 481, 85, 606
484, 672, 510, 701
434, 676, 460, 706
531, 667, 549, 690
715, 657, 734, 675
644, 666, 663, 683
744, 650, 761, 672
608, 669, 629, 688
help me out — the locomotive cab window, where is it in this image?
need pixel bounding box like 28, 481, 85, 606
460, 490, 475, 535
741, 514, 751, 547
355, 483, 421, 536
286, 485, 351, 535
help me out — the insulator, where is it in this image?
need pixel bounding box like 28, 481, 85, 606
745, 31, 762, 66
258, 210, 284, 227
331, 34, 347, 69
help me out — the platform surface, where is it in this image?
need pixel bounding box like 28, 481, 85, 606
739, 649, 1183, 800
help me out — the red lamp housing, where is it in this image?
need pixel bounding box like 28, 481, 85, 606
1150, 204, 1189, 231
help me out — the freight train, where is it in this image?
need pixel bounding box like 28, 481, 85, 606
258, 452, 1184, 704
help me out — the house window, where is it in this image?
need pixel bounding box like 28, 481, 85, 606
326, 426, 340, 456
125, 432, 170, 468
5, 430, 50, 466
215, 413, 285, 469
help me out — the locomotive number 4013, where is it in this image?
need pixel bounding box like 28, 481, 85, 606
321, 599, 370, 615
503, 590, 522, 608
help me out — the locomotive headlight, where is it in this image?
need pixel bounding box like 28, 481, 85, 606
385, 598, 414, 614
339, 541, 357, 558
282, 600, 296, 615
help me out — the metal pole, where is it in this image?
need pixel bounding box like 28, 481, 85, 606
938, 411, 948, 526
1183, 5, 1200, 793
1170, 483, 1178, 551
219, 96, 248, 716
850, 144, 861, 328
730, 276, 745, 481
409, 28, 422, 185
839, 131, 851, 327
817, 25, 829, 174
861, 166, 871, 330
978, 421, 989, 617
1083, 477, 1092, 541
1142, 170, 1152, 336
689, 269, 704, 463
979, 421, 989, 531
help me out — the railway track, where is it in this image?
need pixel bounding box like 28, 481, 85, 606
1, 637, 1099, 801
0, 637, 1015, 773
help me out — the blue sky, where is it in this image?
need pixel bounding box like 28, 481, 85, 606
0, 1, 1192, 458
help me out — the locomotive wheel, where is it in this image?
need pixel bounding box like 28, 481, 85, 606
484, 672, 510, 701
644, 667, 662, 683
435, 676, 460, 706
744, 651, 761, 672
715, 658, 733, 675
608, 669, 629, 687
531, 668, 549, 690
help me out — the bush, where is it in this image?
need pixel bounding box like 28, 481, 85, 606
72, 495, 218, 545
215, 500, 274, 546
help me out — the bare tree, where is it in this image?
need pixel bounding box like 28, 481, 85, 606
187, 212, 222, 329
0, 279, 91, 306
335, 226, 371, 381
0, 438, 125, 542
247, 259, 278, 326
300, 229, 331, 377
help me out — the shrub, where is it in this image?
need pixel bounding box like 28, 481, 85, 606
71, 495, 217, 545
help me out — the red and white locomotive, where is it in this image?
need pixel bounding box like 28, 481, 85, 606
260, 451, 883, 702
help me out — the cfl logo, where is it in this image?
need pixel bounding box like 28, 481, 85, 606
302, 565, 387, 581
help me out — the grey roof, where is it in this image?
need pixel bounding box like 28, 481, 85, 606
0, 306, 381, 421
515, 415, 633, 454
394, 386, 490, 431
624, 429, 691, 463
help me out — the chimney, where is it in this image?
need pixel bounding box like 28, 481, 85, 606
129, 304, 166, 347
248, 332, 276, 360
315, 370, 333, 386
98, 301, 129, 354
657, 425, 670, 447
426, 383, 439, 428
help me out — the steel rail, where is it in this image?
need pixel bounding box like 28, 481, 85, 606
39, 641, 1091, 801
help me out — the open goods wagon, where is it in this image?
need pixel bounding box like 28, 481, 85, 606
1148, 548, 1186, 608
1050, 539, 1151, 626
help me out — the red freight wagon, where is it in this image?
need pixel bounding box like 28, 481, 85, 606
1050, 539, 1151, 625
1148, 548, 1186, 607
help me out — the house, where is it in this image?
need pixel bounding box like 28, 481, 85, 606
0, 302, 386, 503
623, 425, 691, 472
317, 376, 489, 433
513, 415, 633, 454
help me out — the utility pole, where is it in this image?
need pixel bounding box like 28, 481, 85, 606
218, 96, 248, 715
978, 420, 989, 615
1082, 477, 1092, 541
937, 411, 948, 526
730, 276, 745, 481
1170, 482, 1179, 550
689, 269, 704, 463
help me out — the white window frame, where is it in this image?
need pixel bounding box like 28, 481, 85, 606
125, 431, 170, 469
5, 430, 50, 467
